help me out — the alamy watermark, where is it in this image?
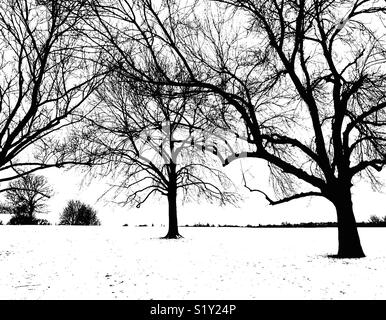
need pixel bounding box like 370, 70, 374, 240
137, 121, 251, 166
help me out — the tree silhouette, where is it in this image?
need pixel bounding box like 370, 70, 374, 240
3, 174, 52, 224
59, 200, 100, 226
0, 0, 103, 191
86, 0, 386, 257
76, 72, 240, 238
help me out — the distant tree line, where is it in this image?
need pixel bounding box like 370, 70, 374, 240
184, 218, 386, 228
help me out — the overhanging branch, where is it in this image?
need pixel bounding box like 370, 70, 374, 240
241, 169, 323, 206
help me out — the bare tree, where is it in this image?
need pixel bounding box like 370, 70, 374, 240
0, 0, 103, 191
3, 173, 53, 223
78, 72, 240, 238
85, 0, 386, 257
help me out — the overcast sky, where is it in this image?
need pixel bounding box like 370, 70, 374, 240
8, 157, 382, 227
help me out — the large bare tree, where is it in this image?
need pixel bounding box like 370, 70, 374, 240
0, 0, 103, 191
86, 0, 386, 257
77, 73, 240, 238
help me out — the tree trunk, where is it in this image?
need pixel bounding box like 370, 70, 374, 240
164, 140, 182, 239
163, 186, 182, 239
333, 188, 365, 258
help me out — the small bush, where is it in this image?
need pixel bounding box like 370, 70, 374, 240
36, 219, 51, 225
59, 200, 101, 226
7, 215, 51, 225
8, 215, 37, 225
368, 215, 382, 224
368, 215, 386, 225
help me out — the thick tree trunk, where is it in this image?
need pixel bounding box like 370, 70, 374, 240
163, 187, 182, 239
333, 188, 365, 258
163, 159, 182, 239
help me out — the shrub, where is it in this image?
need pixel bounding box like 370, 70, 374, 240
36, 219, 51, 225
8, 215, 37, 225
59, 200, 101, 226
368, 215, 382, 224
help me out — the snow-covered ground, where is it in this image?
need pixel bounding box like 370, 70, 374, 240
0, 226, 385, 299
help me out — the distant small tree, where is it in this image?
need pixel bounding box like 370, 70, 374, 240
3, 174, 53, 224
59, 200, 101, 226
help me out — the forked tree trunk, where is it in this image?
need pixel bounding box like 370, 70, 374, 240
333, 188, 365, 258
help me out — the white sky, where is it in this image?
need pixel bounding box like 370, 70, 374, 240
4, 156, 381, 227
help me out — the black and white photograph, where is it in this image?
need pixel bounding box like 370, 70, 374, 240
0, 0, 386, 307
